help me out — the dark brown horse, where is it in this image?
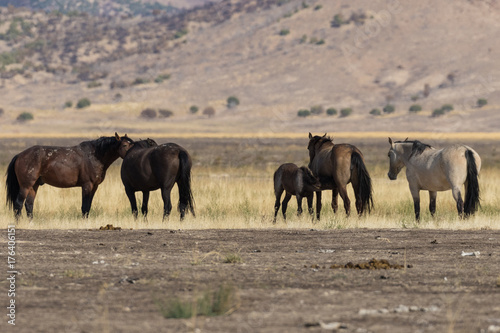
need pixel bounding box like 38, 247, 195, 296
307, 133, 373, 219
6, 133, 133, 219
273, 163, 320, 223
119, 139, 195, 221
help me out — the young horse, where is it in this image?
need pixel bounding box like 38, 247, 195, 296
273, 163, 320, 223
307, 133, 373, 219
387, 138, 481, 220
5, 133, 133, 219
119, 139, 195, 221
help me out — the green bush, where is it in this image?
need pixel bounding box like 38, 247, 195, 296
409, 104, 422, 112
314, 5, 323, 10
227, 96, 240, 108
477, 98, 488, 107
331, 14, 348, 27
432, 108, 445, 117
190, 105, 199, 114
174, 28, 188, 39
158, 109, 174, 118
154, 73, 171, 83
279, 29, 290, 36
297, 109, 311, 117
369, 108, 381, 116
326, 108, 337, 116
411, 94, 419, 102
203, 107, 215, 117
340, 108, 353, 117
64, 101, 73, 108
17, 112, 33, 121
132, 77, 149, 85
87, 81, 102, 88
310, 105, 324, 115
383, 104, 395, 113
441, 104, 454, 112
76, 98, 91, 109
299, 34, 307, 43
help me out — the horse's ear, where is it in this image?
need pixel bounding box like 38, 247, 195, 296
308, 132, 312, 139
115, 132, 120, 141
388, 137, 393, 145
322, 133, 327, 137
404, 137, 409, 141
124, 133, 128, 138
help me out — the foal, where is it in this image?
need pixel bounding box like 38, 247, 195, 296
273, 163, 320, 223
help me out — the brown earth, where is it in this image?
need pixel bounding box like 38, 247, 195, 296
2, 228, 500, 333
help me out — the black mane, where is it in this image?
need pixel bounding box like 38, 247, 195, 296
312, 135, 333, 146
134, 138, 158, 149
395, 139, 432, 157
86, 136, 131, 159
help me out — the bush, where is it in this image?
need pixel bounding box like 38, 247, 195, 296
141, 108, 157, 119
297, 109, 311, 117
441, 104, 454, 112
0, 108, 4, 116
477, 98, 488, 107
154, 73, 171, 83
326, 108, 337, 116
227, 96, 240, 108
17, 112, 33, 121
310, 105, 324, 115
132, 77, 149, 85
331, 14, 347, 27
383, 104, 395, 114
432, 108, 445, 117
76, 98, 91, 109
174, 28, 188, 39
340, 108, 353, 117
203, 107, 215, 117
279, 29, 290, 36
314, 5, 322, 10
158, 109, 174, 118
409, 104, 422, 112
110, 80, 129, 89
64, 101, 72, 108
190, 105, 199, 114
411, 94, 419, 102
369, 108, 381, 116
87, 81, 102, 88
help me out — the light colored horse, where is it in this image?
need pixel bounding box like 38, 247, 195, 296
387, 138, 481, 221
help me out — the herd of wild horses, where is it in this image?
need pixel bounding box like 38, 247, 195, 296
5, 132, 481, 222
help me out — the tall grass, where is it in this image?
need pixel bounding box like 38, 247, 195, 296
1, 164, 500, 230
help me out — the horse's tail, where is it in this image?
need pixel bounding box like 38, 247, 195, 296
464, 149, 480, 216
177, 150, 195, 217
6, 155, 19, 210
351, 151, 374, 214
273, 167, 282, 196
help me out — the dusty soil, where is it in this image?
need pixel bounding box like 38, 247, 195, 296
2, 228, 500, 333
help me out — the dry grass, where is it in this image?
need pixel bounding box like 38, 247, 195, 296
1, 164, 500, 230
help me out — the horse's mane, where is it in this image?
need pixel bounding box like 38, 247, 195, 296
395, 139, 432, 157
311, 135, 333, 147
92, 136, 122, 159
134, 138, 158, 149
299, 166, 320, 186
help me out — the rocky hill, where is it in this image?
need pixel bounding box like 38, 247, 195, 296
0, 0, 499, 135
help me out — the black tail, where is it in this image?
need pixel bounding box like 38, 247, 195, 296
177, 150, 195, 217
6, 155, 19, 211
351, 151, 374, 214
464, 149, 480, 216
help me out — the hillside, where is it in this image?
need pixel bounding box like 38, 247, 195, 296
0, 0, 500, 136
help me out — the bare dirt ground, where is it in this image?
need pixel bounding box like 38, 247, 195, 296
2, 228, 500, 333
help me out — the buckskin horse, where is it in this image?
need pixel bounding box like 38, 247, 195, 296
6, 133, 133, 218
387, 138, 481, 221
307, 133, 373, 219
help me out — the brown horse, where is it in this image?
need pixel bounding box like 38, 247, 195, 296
119, 139, 195, 221
307, 133, 373, 219
6, 133, 133, 219
273, 163, 320, 223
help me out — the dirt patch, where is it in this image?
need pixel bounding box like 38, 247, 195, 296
3, 228, 500, 332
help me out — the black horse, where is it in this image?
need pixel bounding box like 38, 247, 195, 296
119, 138, 195, 220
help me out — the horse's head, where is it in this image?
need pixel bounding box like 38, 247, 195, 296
307, 133, 331, 164
299, 166, 321, 191
116, 133, 135, 158
387, 137, 404, 180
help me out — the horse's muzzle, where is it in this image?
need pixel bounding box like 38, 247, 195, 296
387, 172, 397, 180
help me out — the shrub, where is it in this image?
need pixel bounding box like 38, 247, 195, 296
113, 93, 122, 101
326, 108, 337, 116
331, 14, 347, 27
174, 28, 188, 39
132, 77, 149, 85
154, 73, 171, 83
340, 108, 352, 117
110, 80, 128, 89
383, 104, 395, 114
297, 109, 311, 117
203, 107, 215, 117
87, 81, 102, 88
158, 109, 174, 118
369, 108, 381, 116
76, 98, 91, 109
432, 108, 445, 117
310, 105, 324, 115
314, 5, 322, 10
190, 105, 199, 114
279, 29, 290, 36
299, 34, 307, 43
409, 104, 422, 112
64, 101, 72, 108
410, 94, 419, 102
477, 98, 488, 107
0, 108, 4, 116
17, 112, 33, 121
441, 104, 454, 112
423, 83, 430, 97
141, 108, 157, 119
227, 96, 240, 108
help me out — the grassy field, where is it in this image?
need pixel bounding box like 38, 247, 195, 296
2, 163, 500, 230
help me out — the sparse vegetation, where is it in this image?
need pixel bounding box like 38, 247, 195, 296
279, 29, 290, 36
477, 98, 488, 107
340, 108, 353, 117
141, 108, 157, 119
411, 94, 419, 102
370, 108, 382, 116
110, 81, 129, 89
409, 104, 422, 112
297, 109, 311, 117
383, 104, 395, 114
331, 14, 348, 27
154, 73, 171, 83
64, 101, 72, 108
190, 105, 199, 114
310, 105, 324, 115
0, 108, 4, 116
203, 107, 215, 117
314, 5, 323, 10
227, 96, 240, 109
432, 108, 445, 117
87, 81, 102, 89
17, 112, 34, 122
441, 104, 454, 112
423, 84, 431, 98
174, 28, 188, 39
158, 109, 174, 118
299, 34, 307, 43
326, 108, 337, 116
76, 98, 91, 109
63, 269, 92, 278
132, 77, 150, 85
223, 252, 242, 264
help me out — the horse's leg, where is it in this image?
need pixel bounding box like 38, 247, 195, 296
296, 194, 303, 216
161, 186, 173, 221
14, 188, 30, 219
124, 186, 138, 219
81, 183, 97, 218
315, 191, 322, 220
141, 191, 150, 219
25, 183, 40, 219
410, 186, 421, 221
451, 186, 464, 217
274, 187, 284, 223
429, 191, 437, 217
307, 194, 314, 216
331, 187, 339, 214
282, 192, 292, 220
338, 185, 351, 216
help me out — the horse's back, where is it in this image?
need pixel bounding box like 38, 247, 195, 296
274, 163, 299, 195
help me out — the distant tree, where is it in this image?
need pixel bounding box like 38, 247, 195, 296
326, 108, 337, 116
133, 77, 149, 85
409, 104, 422, 112
477, 98, 488, 107
314, 5, 323, 10
297, 109, 311, 117
441, 104, 454, 112
369, 108, 381, 116
410, 94, 419, 102
331, 14, 347, 27
64, 101, 72, 108
383, 104, 395, 113
340, 108, 353, 117
76, 98, 91, 109
432, 108, 445, 117
203, 106, 215, 117
141, 108, 157, 119
158, 109, 174, 118
17, 112, 33, 121
310, 105, 324, 115
227, 96, 240, 108
279, 29, 290, 36
190, 105, 199, 114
